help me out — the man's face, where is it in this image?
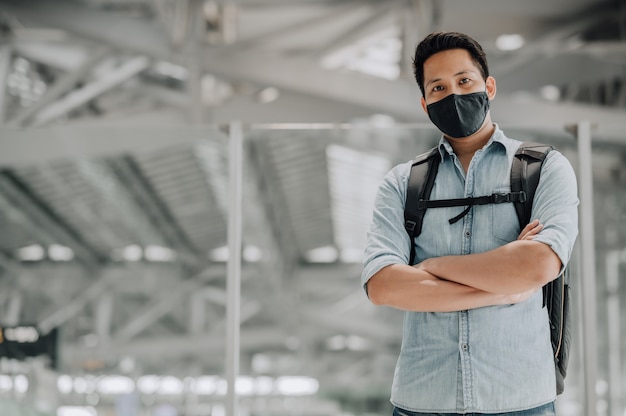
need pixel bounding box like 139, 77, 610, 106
420, 48, 494, 109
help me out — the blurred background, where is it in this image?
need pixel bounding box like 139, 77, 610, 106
0, 0, 625, 415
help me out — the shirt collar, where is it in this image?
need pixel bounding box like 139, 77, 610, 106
436, 124, 509, 160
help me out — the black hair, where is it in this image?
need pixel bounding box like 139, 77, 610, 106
412, 31, 489, 96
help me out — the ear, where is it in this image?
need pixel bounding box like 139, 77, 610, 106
420, 96, 428, 114
486, 76, 497, 100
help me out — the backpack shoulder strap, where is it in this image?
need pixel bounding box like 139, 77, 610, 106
404, 147, 440, 265
511, 142, 554, 228
512, 142, 572, 395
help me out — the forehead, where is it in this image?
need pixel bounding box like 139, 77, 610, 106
423, 48, 480, 81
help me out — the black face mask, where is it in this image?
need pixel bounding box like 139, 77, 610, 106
426, 91, 490, 138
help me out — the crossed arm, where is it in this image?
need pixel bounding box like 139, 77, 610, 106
366, 220, 562, 312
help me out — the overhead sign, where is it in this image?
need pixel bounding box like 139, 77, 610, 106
0, 326, 58, 369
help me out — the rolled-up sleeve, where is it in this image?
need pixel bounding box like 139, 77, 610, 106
530, 150, 579, 270
361, 163, 412, 293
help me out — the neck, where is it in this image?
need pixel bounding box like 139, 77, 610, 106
445, 120, 496, 157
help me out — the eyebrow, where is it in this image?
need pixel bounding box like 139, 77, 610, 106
425, 70, 475, 88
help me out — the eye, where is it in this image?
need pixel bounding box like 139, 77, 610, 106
459, 78, 471, 84
432, 85, 444, 92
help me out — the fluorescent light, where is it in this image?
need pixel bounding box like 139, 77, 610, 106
340, 248, 364, 263
193, 376, 219, 395
144, 245, 176, 262
122, 245, 143, 262
275, 376, 319, 396
209, 246, 229, 262
0, 375, 12, 391
256, 376, 274, 395
16, 244, 45, 261
73, 377, 88, 394
14, 374, 28, 393
304, 246, 338, 263
345, 335, 370, 351
57, 407, 97, 416
236, 376, 256, 396
496, 34, 525, 51
48, 244, 74, 261
2, 326, 39, 343
57, 375, 73, 394
57, 375, 321, 398
326, 334, 370, 351
153, 61, 188, 81
137, 375, 160, 394
96, 376, 135, 395
158, 376, 183, 395
540, 85, 561, 102
243, 245, 263, 262
257, 87, 280, 104
326, 335, 346, 351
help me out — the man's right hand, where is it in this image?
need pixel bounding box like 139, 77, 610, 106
518, 219, 543, 240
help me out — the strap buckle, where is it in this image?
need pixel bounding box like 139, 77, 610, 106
492, 191, 527, 204
493, 193, 512, 203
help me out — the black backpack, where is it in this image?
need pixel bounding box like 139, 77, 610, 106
403, 142, 571, 395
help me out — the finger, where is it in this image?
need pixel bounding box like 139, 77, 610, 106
519, 219, 539, 237
520, 223, 543, 240
526, 223, 544, 236
520, 227, 543, 240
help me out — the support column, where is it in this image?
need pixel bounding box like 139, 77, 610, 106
226, 121, 243, 416
4, 291, 23, 326
0, 46, 12, 124
576, 120, 598, 416
606, 250, 622, 416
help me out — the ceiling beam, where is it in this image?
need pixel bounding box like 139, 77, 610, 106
243, 138, 299, 276
8, 47, 113, 127
0, 125, 227, 168
490, 3, 617, 77
37, 268, 114, 335
227, 2, 362, 52
398, 0, 435, 79
3, 290, 23, 326
153, 0, 191, 48
0, 249, 26, 279
12, 40, 89, 72
32, 55, 151, 127
0, 171, 105, 268
112, 266, 224, 342
6, 0, 624, 141
75, 159, 177, 248
312, 1, 394, 60
107, 156, 205, 267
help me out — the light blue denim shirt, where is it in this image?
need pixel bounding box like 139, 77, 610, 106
361, 126, 579, 413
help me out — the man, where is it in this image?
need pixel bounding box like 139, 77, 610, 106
361, 32, 579, 415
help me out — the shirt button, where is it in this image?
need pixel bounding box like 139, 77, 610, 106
461, 343, 469, 352
465, 231, 471, 237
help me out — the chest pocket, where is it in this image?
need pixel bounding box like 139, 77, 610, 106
491, 187, 521, 243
